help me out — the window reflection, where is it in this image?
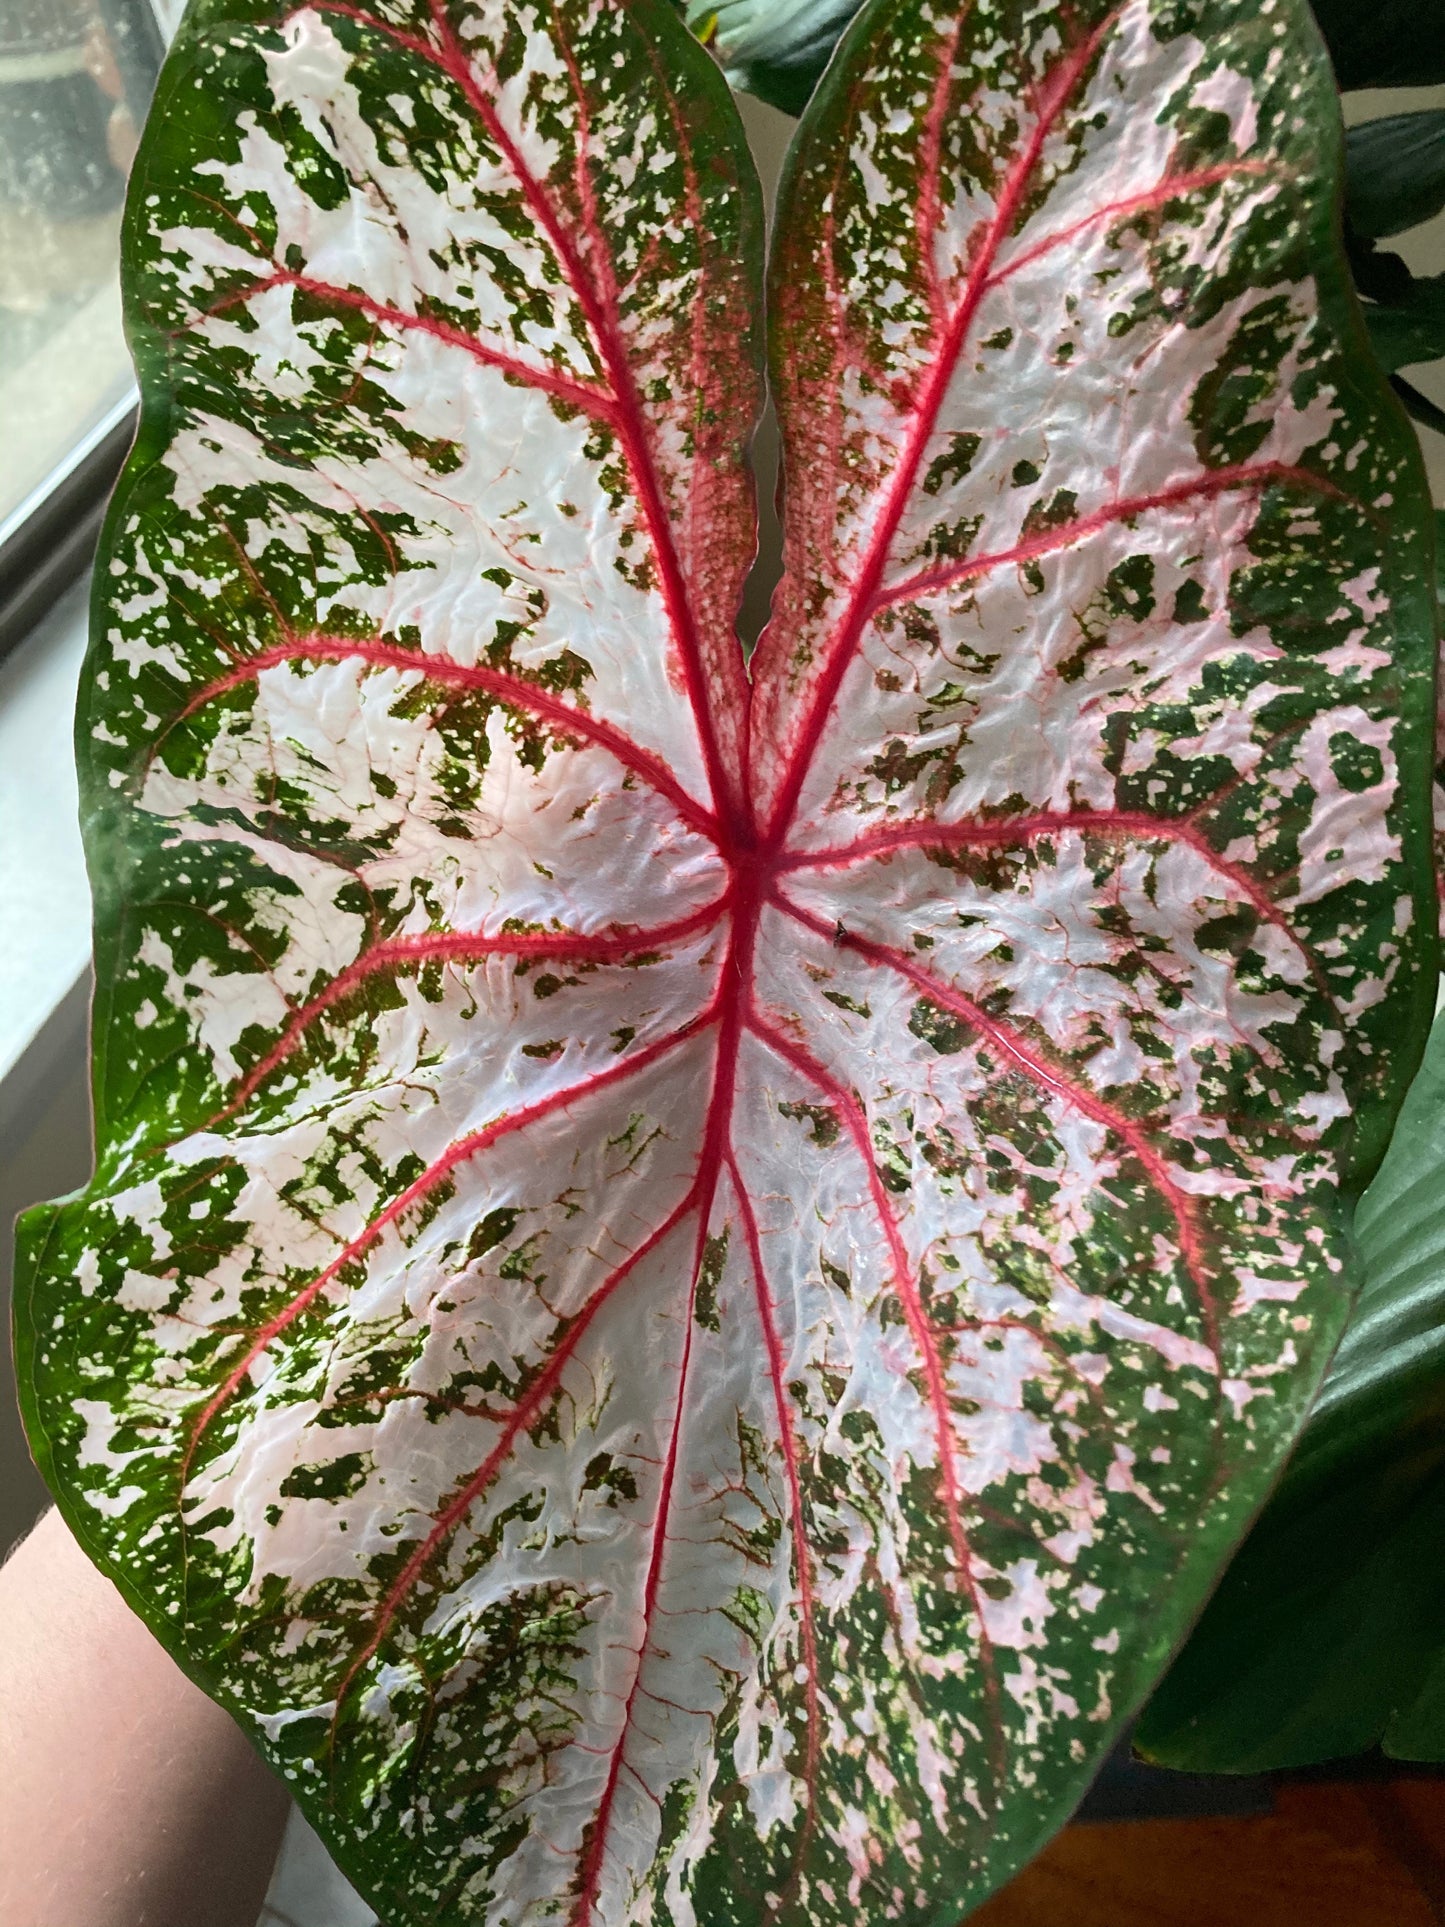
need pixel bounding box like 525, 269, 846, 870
0, 0, 163, 524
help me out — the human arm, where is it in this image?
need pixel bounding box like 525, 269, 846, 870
0, 1506, 291, 1927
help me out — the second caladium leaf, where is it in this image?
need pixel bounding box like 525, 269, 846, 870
15, 0, 1438, 1924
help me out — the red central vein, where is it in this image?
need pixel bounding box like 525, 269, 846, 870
571, 896, 755, 1927
169, 637, 719, 841
439, 0, 742, 830
775, 895, 1221, 1364
215, 897, 731, 1126
726, 1149, 821, 1897
763, 17, 1117, 843
783, 808, 1335, 1009
202, 268, 618, 426
869, 461, 1340, 614
180, 1009, 716, 1487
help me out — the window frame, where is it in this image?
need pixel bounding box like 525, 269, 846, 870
0, 0, 172, 664
0, 391, 136, 664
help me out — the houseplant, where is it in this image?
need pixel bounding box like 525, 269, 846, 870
12, 0, 1440, 1920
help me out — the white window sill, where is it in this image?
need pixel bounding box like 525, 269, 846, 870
0, 573, 92, 1106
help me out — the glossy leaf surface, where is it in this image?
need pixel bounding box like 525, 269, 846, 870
687, 0, 855, 115
1136, 1000, 1445, 1769
16, 0, 1439, 1923
1345, 112, 1445, 242
1362, 277, 1445, 376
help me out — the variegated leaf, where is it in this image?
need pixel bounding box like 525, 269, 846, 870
14, 0, 1438, 1924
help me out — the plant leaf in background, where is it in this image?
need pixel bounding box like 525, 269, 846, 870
1361, 276, 1445, 376
685, 0, 846, 116
13, 1, 1439, 1924
1345, 113, 1445, 244
1306, 0, 1445, 91
689, 0, 856, 114
1136, 998, 1445, 1770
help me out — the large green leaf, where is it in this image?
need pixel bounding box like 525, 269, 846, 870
688, 0, 856, 115
683, 0, 844, 114
1363, 276, 1445, 375
1308, 0, 1445, 91
14, 0, 1439, 1922
1345, 112, 1445, 243
1136, 996, 1445, 1769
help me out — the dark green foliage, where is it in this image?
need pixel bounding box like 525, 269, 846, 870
1347, 114, 1445, 241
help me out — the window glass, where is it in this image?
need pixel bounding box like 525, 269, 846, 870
0, 0, 163, 526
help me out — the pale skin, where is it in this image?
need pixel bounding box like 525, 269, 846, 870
0, 1508, 291, 1927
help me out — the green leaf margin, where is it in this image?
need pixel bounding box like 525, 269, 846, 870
1137, 994, 1445, 1769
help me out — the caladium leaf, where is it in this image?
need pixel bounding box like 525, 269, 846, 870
14, 2, 1439, 1926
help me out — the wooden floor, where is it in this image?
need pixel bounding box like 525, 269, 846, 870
974, 1780, 1445, 1925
